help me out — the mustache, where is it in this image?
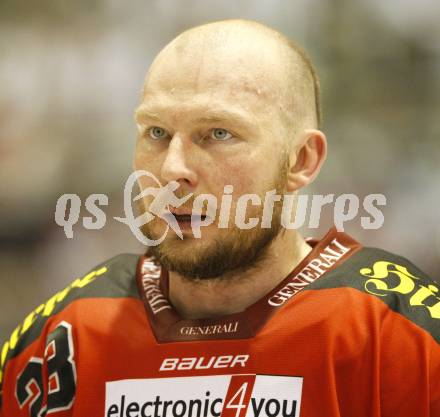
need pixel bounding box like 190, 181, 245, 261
134, 192, 214, 215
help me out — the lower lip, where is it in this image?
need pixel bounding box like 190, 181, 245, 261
176, 218, 192, 229
176, 216, 208, 229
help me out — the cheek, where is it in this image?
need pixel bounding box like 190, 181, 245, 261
219, 149, 281, 195
133, 141, 161, 172
133, 152, 147, 171
210, 157, 258, 196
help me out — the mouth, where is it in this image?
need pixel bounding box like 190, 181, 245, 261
174, 214, 208, 223
161, 212, 209, 223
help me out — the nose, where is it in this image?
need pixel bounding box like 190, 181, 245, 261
160, 133, 198, 188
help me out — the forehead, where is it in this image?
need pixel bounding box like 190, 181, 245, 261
140, 32, 290, 122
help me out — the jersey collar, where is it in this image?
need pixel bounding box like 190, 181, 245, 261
136, 227, 362, 343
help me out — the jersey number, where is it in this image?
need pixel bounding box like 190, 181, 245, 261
16, 322, 76, 417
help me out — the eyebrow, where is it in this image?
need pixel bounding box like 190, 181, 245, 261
135, 106, 256, 130
134, 108, 162, 122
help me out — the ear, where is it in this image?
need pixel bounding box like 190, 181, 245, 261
286, 129, 327, 192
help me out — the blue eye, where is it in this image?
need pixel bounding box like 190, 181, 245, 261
210, 128, 232, 141
149, 127, 168, 140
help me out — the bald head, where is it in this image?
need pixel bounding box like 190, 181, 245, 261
134, 20, 327, 278
140, 19, 321, 145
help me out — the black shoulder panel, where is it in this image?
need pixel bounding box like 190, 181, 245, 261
306, 247, 440, 343
1, 253, 140, 375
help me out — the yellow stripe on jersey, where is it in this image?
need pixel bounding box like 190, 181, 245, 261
0, 266, 107, 385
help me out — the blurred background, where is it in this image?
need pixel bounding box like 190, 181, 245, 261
1, 0, 439, 343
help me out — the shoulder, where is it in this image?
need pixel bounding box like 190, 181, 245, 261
0, 253, 141, 386
65, 252, 141, 299
310, 246, 440, 343
40, 252, 141, 309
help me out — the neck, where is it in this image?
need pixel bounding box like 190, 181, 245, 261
168, 230, 311, 319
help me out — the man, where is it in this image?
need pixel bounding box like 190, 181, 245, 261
1, 19, 439, 417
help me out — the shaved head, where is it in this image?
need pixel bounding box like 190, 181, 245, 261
141, 19, 321, 139
134, 19, 326, 280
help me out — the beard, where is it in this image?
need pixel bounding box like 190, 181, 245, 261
138, 156, 289, 280
145, 217, 284, 280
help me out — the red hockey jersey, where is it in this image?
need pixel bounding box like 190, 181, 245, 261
1, 228, 440, 417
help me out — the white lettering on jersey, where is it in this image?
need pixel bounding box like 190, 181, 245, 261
180, 321, 239, 336
140, 258, 172, 314
268, 238, 350, 306
159, 355, 249, 371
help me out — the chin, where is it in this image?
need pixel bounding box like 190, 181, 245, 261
162, 228, 219, 253
147, 224, 281, 280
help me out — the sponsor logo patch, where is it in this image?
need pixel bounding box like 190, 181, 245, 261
105, 374, 303, 417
